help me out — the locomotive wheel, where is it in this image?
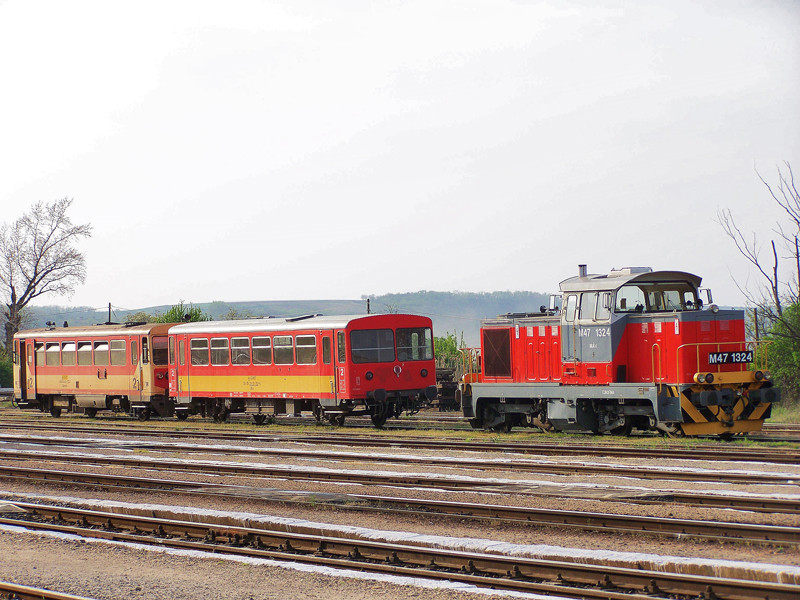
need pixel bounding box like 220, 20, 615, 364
49, 407, 62, 418
85, 408, 98, 418
609, 419, 633, 436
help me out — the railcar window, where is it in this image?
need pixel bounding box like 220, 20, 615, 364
274, 336, 294, 365
35, 343, 44, 366
93, 341, 109, 366
337, 332, 345, 363
210, 338, 229, 365
62, 342, 76, 366
168, 337, 175, 365
190, 338, 209, 366
231, 337, 251, 365
77, 342, 92, 366
178, 340, 184, 366
397, 327, 433, 361
296, 335, 317, 365
142, 338, 149, 364
351, 329, 395, 363
564, 295, 578, 322
110, 340, 126, 366
322, 336, 332, 365
152, 336, 169, 365
45, 342, 60, 366
13, 341, 18, 365
252, 337, 272, 365
131, 341, 138, 366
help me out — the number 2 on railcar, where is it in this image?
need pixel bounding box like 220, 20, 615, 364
459, 266, 780, 437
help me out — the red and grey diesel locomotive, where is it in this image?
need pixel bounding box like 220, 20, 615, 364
460, 266, 779, 436
12, 313, 438, 426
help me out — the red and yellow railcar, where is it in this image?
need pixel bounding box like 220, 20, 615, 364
461, 266, 779, 436
168, 314, 437, 425
12, 323, 174, 419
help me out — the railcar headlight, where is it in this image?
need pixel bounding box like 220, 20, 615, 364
421, 369, 428, 377
365, 371, 374, 381
754, 370, 764, 381
704, 373, 715, 384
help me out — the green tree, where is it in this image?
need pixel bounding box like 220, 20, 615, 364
0, 353, 12, 388
155, 301, 211, 323
767, 302, 800, 401
434, 331, 466, 369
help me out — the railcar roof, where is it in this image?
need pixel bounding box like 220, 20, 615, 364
168, 314, 427, 335
14, 322, 173, 339
559, 269, 702, 293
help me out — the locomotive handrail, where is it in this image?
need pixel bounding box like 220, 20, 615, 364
458, 347, 481, 383
651, 343, 664, 385
675, 340, 772, 378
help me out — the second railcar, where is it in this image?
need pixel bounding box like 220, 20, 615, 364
168, 314, 438, 426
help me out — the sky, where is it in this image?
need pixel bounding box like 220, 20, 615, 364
1, 0, 798, 312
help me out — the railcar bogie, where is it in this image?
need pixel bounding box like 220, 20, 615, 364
460, 266, 780, 437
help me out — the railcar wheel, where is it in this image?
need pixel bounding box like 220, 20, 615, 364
312, 405, 323, 424
85, 408, 98, 418
49, 407, 62, 418
370, 412, 388, 428
138, 407, 152, 421
253, 414, 267, 425
328, 414, 345, 427
370, 402, 389, 428
176, 411, 188, 421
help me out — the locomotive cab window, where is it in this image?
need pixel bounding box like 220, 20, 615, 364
396, 327, 433, 361
616, 282, 698, 313
564, 295, 578, 322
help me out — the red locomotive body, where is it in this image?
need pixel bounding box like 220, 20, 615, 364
462, 267, 779, 436
12, 323, 174, 419
168, 314, 437, 425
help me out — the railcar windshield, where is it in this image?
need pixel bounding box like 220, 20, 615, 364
396, 327, 433, 361
351, 329, 395, 363
152, 336, 169, 365
615, 282, 698, 313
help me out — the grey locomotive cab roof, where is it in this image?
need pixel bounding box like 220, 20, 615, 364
168, 314, 421, 335
559, 268, 702, 293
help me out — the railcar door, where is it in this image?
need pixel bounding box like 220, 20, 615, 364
19, 341, 30, 400
321, 333, 335, 400
335, 330, 347, 400
25, 341, 37, 399
130, 338, 143, 406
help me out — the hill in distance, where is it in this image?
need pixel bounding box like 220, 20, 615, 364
24, 290, 552, 347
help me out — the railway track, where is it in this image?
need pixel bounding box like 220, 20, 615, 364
2, 464, 798, 545
2, 419, 799, 465
2, 501, 798, 600
1, 440, 796, 486
0, 582, 96, 600
2, 450, 798, 515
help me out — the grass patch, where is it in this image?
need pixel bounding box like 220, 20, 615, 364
768, 402, 800, 424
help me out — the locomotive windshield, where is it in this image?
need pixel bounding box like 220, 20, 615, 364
615, 281, 698, 313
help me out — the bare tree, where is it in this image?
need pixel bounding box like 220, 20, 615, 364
0, 198, 92, 351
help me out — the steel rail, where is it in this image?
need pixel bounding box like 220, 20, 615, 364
1, 419, 798, 464
0, 441, 795, 486
0, 581, 97, 600
3, 501, 798, 600
1, 464, 797, 545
